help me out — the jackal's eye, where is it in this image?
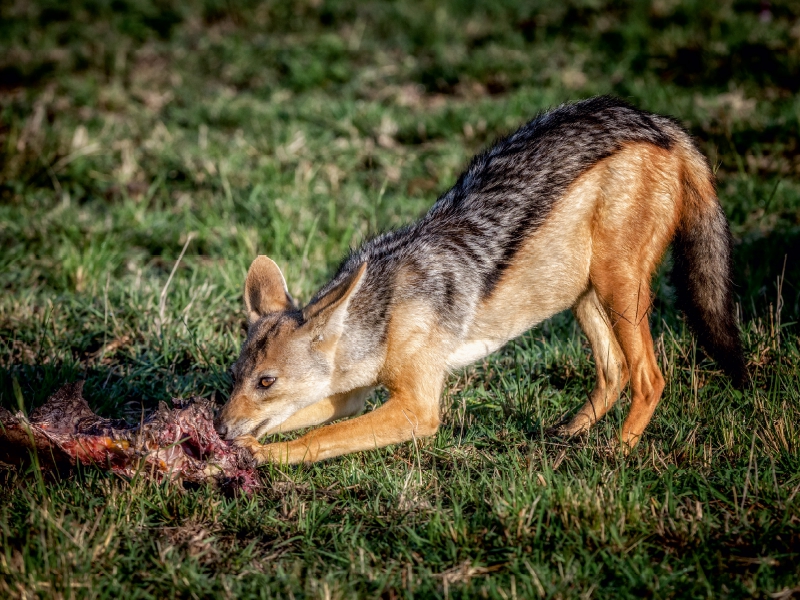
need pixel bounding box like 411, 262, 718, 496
258, 376, 276, 389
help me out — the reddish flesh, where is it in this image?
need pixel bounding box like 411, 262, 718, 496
0, 382, 259, 493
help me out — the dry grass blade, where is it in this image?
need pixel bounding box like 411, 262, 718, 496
157, 233, 195, 337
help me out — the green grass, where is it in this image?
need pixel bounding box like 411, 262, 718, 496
1, 0, 799, 597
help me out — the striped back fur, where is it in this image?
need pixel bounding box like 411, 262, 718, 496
315, 97, 676, 335
310, 96, 745, 383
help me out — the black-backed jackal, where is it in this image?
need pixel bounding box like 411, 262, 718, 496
216, 96, 747, 464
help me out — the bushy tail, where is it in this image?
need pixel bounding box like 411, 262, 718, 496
672, 166, 748, 388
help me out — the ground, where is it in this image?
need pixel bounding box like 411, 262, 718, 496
1, 1, 799, 597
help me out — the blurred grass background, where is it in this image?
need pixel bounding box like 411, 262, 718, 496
1, 1, 799, 597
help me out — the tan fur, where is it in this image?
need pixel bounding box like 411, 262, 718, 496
225, 138, 723, 463
585, 143, 680, 445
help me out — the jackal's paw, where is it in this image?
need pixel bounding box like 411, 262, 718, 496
549, 414, 593, 439
257, 442, 294, 464
233, 436, 292, 464
616, 431, 642, 456
547, 426, 572, 440
232, 435, 264, 460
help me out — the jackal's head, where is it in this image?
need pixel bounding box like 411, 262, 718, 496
215, 256, 366, 441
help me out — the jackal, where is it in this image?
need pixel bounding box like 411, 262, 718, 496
216, 96, 747, 464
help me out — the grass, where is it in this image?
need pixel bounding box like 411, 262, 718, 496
1, 0, 799, 597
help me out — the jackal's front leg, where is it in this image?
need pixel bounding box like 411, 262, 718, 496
251, 387, 371, 437
235, 371, 444, 464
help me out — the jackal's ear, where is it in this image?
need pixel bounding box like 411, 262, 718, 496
244, 256, 295, 324
302, 262, 367, 351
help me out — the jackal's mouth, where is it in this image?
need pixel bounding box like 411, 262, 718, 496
217, 415, 274, 441
216, 417, 251, 441
251, 418, 274, 439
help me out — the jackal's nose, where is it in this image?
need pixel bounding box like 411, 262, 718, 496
214, 418, 229, 439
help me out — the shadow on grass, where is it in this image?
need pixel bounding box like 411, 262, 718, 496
0, 361, 231, 419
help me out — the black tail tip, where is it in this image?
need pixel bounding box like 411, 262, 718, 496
731, 368, 750, 391
720, 353, 750, 390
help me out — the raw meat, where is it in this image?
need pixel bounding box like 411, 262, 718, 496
0, 382, 259, 493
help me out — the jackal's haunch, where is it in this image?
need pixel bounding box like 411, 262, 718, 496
216, 96, 747, 464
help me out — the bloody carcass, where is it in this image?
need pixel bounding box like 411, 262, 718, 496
0, 382, 259, 492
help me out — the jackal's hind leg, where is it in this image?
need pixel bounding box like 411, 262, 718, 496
559, 287, 629, 437
599, 280, 665, 450
615, 303, 665, 449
